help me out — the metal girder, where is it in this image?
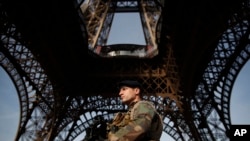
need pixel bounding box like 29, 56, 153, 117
77, 0, 163, 58
0, 11, 55, 140
191, 2, 250, 140
0, 0, 250, 141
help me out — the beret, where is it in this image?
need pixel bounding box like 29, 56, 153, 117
118, 80, 142, 89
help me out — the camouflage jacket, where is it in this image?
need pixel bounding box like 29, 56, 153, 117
107, 100, 163, 141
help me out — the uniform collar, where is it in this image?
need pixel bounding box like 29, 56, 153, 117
128, 101, 139, 109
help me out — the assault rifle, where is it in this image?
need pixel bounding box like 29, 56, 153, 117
82, 115, 108, 141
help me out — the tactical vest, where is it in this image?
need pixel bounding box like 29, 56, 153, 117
107, 101, 163, 141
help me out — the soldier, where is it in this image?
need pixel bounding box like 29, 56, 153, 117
107, 80, 163, 141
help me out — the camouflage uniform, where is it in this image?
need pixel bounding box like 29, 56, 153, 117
107, 100, 163, 141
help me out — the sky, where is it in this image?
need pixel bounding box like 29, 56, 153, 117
230, 62, 250, 124
0, 12, 250, 141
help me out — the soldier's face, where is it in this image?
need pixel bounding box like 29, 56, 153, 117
118, 86, 140, 105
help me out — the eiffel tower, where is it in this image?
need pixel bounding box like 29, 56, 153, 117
0, 0, 250, 140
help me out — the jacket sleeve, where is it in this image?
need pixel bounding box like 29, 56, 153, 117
108, 102, 155, 141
